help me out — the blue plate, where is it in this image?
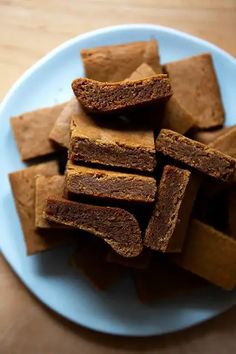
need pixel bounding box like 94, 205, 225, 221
0, 24, 236, 336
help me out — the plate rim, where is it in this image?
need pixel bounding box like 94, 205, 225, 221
1, 23, 236, 337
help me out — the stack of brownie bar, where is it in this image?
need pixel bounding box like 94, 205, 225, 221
9, 39, 236, 302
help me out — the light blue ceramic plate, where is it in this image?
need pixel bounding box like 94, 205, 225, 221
0, 24, 236, 337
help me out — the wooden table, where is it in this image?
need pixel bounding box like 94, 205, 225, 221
0, 1, 236, 353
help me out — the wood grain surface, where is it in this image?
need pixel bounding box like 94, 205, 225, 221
0, 1, 236, 353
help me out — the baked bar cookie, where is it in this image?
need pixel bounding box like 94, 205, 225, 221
164, 53, 224, 129
81, 40, 162, 82
144, 165, 199, 252
172, 219, 236, 290
8, 162, 73, 254
65, 161, 157, 203
69, 105, 156, 173
72, 76, 172, 114
45, 197, 143, 257
11, 103, 66, 161
155, 129, 236, 182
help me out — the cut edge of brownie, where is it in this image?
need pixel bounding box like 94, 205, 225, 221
155, 129, 236, 182
144, 166, 198, 252
65, 162, 157, 203
44, 197, 143, 258
69, 136, 156, 173
71, 76, 173, 114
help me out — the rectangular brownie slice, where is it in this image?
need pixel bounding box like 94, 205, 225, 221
81, 40, 162, 82
155, 129, 236, 182
49, 97, 79, 149
171, 219, 236, 290
44, 197, 142, 258
11, 103, 66, 161
144, 165, 199, 252
164, 53, 224, 129
8, 162, 74, 255
65, 161, 157, 203
69, 105, 156, 173
72, 76, 172, 114
35, 175, 66, 228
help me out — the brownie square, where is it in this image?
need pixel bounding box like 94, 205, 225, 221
164, 53, 224, 129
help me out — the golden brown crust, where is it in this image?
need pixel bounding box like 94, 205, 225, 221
49, 98, 79, 148
164, 53, 225, 129
35, 175, 65, 228
81, 40, 162, 82
161, 96, 195, 134
69, 105, 156, 173
128, 62, 160, 80
11, 103, 65, 161
8, 162, 74, 255
171, 219, 236, 290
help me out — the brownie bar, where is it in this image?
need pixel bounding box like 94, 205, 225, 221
171, 219, 236, 290
144, 165, 199, 252
72, 76, 172, 114
164, 53, 225, 129
45, 197, 143, 257
81, 40, 162, 82
69, 105, 156, 173
155, 129, 236, 182
35, 175, 66, 228
11, 103, 66, 161
65, 161, 157, 203
8, 162, 74, 255
49, 97, 79, 148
